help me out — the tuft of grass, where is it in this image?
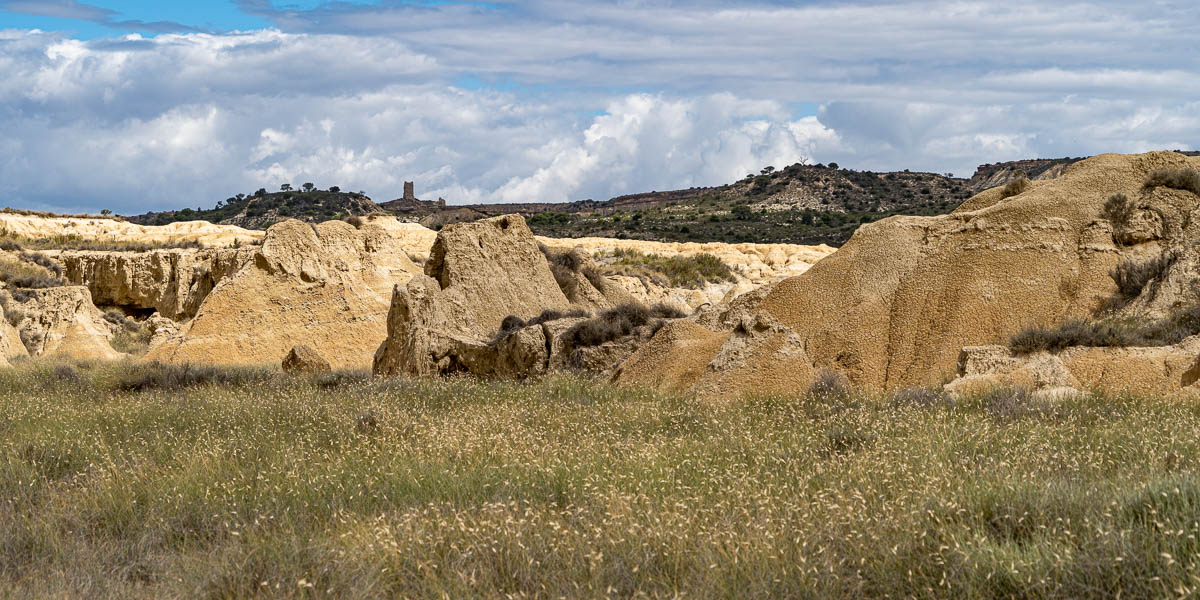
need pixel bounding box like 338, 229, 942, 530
1144, 167, 1200, 196
344, 215, 365, 229
808, 368, 852, 401
889, 387, 954, 410
597, 248, 738, 289
998, 175, 1032, 199
563, 302, 684, 348
6, 362, 1200, 597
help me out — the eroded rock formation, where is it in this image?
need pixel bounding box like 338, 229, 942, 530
146, 219, 422, 369
60, 248, 253, 320
619, 151, 1200, 397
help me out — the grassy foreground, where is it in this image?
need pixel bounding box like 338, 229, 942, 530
3, 362, 1200, 598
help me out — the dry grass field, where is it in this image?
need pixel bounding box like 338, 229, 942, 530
3, 361, 1200, 598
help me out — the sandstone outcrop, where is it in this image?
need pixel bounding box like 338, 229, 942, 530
373, 215, 573, 377
60, 248, 254, 320
146, 219, 421, 369
619, 151, 1200, 397
0, 305, 29, 367
0, 214, 262, 247
3, 286, 122, 361
282, 345, 332, 374
946, 342, 1200, 398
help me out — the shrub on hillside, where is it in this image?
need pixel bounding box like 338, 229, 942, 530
344, 215, 365, 229
1144, 167, 1200, 196
538, 243, 588, 299
999, 176, 1032, 199
1101, 193, 1135, 230
1010, 303, 1200, 354
1110, 251, 1177, 301
18, 251, 63, 278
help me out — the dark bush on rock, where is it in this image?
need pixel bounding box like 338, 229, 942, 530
563, 303, 684, 348
495, 308, 591, 342
1101, 193, 1135, 230
1110, 252, 1177, 302
1144, 167, 1200, 196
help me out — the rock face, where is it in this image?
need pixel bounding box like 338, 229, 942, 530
4, 286, 121, 361
146, 219, 422, 369
537, 236, 835, 309
0, 214, 262, 247
373, 215, 572, 377
619, 151, 1200, 396
60, 248, 253, 320
282, 345, 332, 374
946, 342, 1200, 398
0, 305, 29, 367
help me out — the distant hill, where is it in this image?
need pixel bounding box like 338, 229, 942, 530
126, 154, 1200, 245
382, 162, 973, 245
127, 188, 384, 229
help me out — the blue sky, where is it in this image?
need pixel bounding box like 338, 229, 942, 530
1, 0, 1198, 213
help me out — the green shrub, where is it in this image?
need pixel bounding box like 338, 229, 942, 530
1144, 167, 1200, 196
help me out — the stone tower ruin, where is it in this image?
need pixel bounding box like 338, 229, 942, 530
403, 181, 415, 201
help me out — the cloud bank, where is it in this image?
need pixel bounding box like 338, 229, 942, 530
0, 0, 1197, 213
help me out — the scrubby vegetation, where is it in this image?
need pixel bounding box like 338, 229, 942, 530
0, 230, 207, 252
596, 248, 737, 289
495, 308, 591, 342
1010, 304, 1200, 354
998, 175, 1032, 199
4, 361, 1200, 597
537, 243, 590, 299
1110, 252, 1177, 301
0, 256, 62, 289
563, 302, 685, 348
102, 310, 153, 356
128, 188, 382, 229
1144, 167, 1200, 196
1102, 192, 1135, 231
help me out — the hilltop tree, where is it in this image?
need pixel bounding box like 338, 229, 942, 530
302, 183, 315, 193
280, 184, 292, 192
328, 186, 340, 193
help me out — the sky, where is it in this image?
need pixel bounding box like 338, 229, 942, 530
0, 1, 1198, 214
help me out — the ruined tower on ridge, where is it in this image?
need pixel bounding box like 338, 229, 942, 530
403, 181, 415, 201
